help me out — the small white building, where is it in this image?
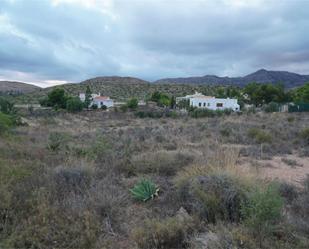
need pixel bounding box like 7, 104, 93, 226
79, 93, 114, 108
92, 96, 114, 108
177, 92, 240, 111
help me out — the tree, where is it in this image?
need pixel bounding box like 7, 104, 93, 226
47, 88, 68, 109
243, 83, 288, 106
66, 97, 84, 113
127, 98, 138, 110
150, 91, 171, 107
292, 83, 309, 103
84, 86, 92, 108
170, 96, 176, 109
0, 97, 15, 115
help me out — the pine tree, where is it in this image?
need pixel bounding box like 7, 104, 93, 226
84, 86, 92, 108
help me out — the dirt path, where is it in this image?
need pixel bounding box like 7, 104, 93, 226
239, 154, 309, 186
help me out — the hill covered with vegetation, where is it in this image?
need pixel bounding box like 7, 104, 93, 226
0, 81, 41, 95
14, 76, 220, 104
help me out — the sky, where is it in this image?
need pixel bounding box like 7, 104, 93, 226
0, 0, 309, 87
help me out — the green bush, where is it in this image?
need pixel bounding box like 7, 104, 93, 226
47, 132, 70, 152
263, 102, 279, 113
248, 128, 272, 144
130, 179, 159, 202
47, 88, 68, 109
0, 97, 15, 115
188, 107, 232, 118
127, 98, 138, 110
132, 215, 194, 249
178, 173, 248, 223
241, 183, 283, 247
0, 112, 13, 134
101, 105, 107, 110
66, 97, 84, 113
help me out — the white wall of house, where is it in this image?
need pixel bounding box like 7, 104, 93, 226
93, 98, 114, 108
79, 93, 114, 108
190, 97, 240, 111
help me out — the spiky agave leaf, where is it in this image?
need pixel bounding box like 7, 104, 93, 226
130, 179, 159, 202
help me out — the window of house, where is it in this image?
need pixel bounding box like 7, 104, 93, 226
203, 103, 206, 107
199, 102, 202, 107
216, 103, 223, 107
101, 102, 103, 105
207, 103, 210, 107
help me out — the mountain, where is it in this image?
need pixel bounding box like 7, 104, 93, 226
0, 81, 41, 95
15, 76, 218, 103
154, 69, 309, 88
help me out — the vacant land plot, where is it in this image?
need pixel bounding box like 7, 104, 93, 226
0, 110, 308, 248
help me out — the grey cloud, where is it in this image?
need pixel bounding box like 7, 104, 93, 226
0, 0, 309, 85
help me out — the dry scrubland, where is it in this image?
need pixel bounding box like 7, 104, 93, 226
0, 109, 309, 248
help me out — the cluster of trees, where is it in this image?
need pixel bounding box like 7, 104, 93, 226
291, 83, 309, 103
40, 88, 84, 112
149, 91, 176, 108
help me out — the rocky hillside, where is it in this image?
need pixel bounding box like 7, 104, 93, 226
0, 81, 41, 95
154, 69, 309, 88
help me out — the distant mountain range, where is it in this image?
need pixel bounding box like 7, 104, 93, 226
154, 69, 309, 88
0, 81, 41, 94
1, 70, 309, 99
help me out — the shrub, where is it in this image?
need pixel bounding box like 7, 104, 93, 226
127, 98, 138, 110
299, 127, 309, 144
287, 116, 295, 123
53, 167, 92, 198
278, 182, 298, 204
178, 173, 248, 223
130, 151, 194, 176
189, 108, 216, 118
66, 97, 84, 113
101, 105, 107, 110
289, 176, 309, 235
130, 179, 159, 202
263, 102, 279, 113
91, 104, 98, 110
120, 104, 128, 112
132, 215, 194, 249
241, 183, 283, 247
0, 112, 13, 134
0, 97, 15, 114
47, 132, 70, 152
248, 128, 272, 144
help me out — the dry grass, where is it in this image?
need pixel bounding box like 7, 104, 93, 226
0, 109, 308, 248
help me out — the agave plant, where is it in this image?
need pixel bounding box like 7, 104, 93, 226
130, 179, 159, 202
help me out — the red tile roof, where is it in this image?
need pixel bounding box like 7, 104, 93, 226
94, 96, 110, 100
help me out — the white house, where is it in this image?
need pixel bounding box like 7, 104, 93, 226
177, 92, 240, 111
92, 96, 114, 108
79, 93, 114, 108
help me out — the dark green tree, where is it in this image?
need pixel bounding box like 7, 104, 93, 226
66, 97, 84, 113
47, 88, 68, 109
292, 83, 309, 103
127, 98, 138, 110
170, 96, 176, 109
84, 86, 92, 108
0, 97, 15, 115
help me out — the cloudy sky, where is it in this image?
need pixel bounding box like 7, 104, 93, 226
0, 0, 309, 87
